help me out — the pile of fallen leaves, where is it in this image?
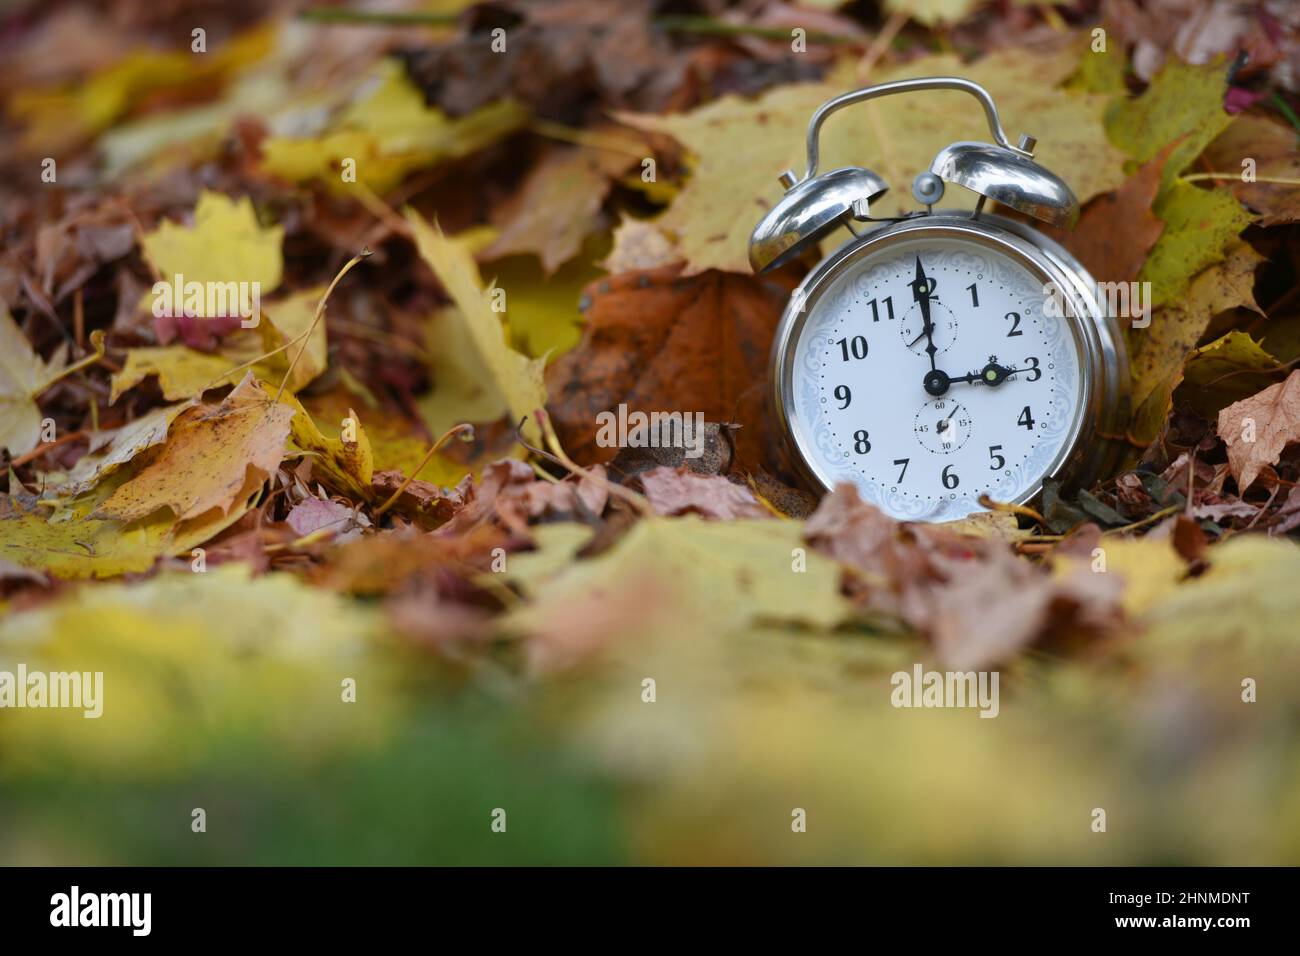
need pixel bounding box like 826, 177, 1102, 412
2, 0, 1300, 865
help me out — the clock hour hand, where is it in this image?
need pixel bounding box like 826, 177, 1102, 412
950, 362, 1028, 387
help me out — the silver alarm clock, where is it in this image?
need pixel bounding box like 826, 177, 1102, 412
750, 77, 1130, 522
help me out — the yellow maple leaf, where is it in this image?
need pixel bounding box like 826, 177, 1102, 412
261, 59, 526, 194
141, 191, 284, 317
110, 286, 331, 404
7, 26, 273, 152
0, 306, 68, 456
272, 388, 375, 502
109, 346, 237, 403
0, 470, 255, 580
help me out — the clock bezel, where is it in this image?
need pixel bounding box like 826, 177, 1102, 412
770, 212, 1130, 514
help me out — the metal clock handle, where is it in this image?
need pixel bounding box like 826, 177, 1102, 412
801, 76, 1030, 181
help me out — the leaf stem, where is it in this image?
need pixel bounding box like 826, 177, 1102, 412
36, 331, 106, 395
272, 250, 370, 404
1182, 172, 1300, 186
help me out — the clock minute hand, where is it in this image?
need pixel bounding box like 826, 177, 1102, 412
909, 256, 938, 373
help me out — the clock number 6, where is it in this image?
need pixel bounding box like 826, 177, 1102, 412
941, 464, 959, 490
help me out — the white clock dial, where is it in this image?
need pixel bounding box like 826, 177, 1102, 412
789, 234, 1085, 521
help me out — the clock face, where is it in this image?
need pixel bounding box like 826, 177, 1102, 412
786, 232, 1086, 521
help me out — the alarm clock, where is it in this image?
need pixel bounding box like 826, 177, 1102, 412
750, 76, 1129, 522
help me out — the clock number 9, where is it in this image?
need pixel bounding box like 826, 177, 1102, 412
836, 335, 869, 361
834, 385, 852, 409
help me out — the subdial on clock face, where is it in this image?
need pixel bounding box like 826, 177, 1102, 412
914, 398, 972, 455
899, 298, 958, 357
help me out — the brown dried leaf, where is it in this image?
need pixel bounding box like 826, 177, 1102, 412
484, 145, 634, 273
546, 266, 790, 469
638, 466, 768, 520
1217, 369, 1300, 492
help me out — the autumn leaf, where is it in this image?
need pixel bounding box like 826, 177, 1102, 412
406, 209, 548, 444
601, 215, 683, 274
0, 469, 257, 579
57, 402, 191, 496
302, 387, 430, 480
274, 389, 374, 502
6, 26, 272, 152
1218, 370, 1300, 493
108, 346, 231, 403
486, 237, 609, 358
0, 305, 69, 455
141, 190, 284, 316
1202, 114, 1300, 227
261, 59, 526, 194
638, 466, 769, 519
1055, 143, 1170, 286
96, 372, 292, 522
1179, 330, 1282, 420
545, 264, 790, 468
804, 485, 1124, 668
484, 144, 635, 274
503, 516, 850, 672
1104, 59, 1252, 309
286, 496, 368, 541
1138, 179, 1253, 308
1104, 58, 1233, 187
1128, 240, 1263, 441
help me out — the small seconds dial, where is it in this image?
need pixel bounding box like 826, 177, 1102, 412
797, 235, 1082, 521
